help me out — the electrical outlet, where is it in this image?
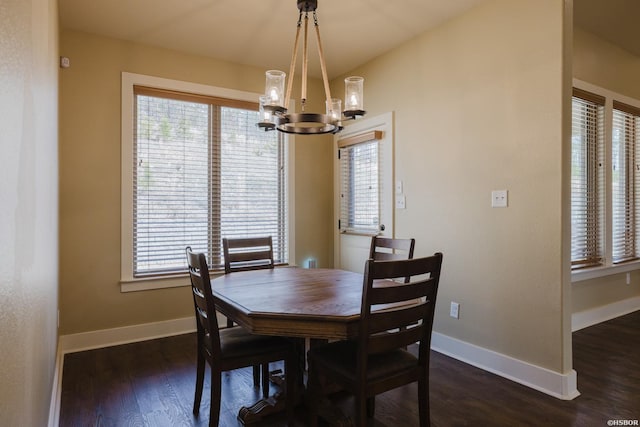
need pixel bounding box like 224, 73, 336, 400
450, 302, 460, 319
491, 190, 508, 208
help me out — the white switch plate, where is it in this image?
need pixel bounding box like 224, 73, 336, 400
395, 194, 406, 209
450, 302, 460, 319
395, 180, 403, 194
491, 190, 508, 208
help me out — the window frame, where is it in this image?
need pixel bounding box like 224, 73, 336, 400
120, 72, 296, 292
572, 79, 640, 282
338, 130, 383, 235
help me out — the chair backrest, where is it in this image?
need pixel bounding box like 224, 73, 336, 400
369, 236, 415, 261
222, 236, 275, 274
186, 247, 221, 359
357, 253, 443, 377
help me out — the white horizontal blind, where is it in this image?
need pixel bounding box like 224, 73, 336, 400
571, 90, 605, 269
133, 87, 286, 276
339, 139, 380, 234
612, 102, 640, 263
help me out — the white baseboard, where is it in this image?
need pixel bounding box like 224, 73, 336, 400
572, 296, 640, 332
431, 332, 580, 400
48, 344, 64, 427
58, 316, 197, 354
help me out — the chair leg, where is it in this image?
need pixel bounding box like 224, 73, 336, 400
354, 392, 368, 427
418, 376, 430, 427
209, 369, 222, 427
193, 349, 205, 415
284, 353, 296, 426
253, 365, 260, 388
261, 363, 270, 398
366, 396, 375, 418
306, 358, 320, 427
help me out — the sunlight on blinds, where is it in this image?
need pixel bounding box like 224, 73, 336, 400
571, 94, 604, 268
612, 106, 640, 263
133, 91, 286, 276
339, 140, 379, 234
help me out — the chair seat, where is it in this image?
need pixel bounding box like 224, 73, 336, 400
308, 340, 418, 384
203, 326, 290, 361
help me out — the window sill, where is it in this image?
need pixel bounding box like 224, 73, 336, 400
120, 271, 224, 293
120, 264, 291, 292
571, 260, 640, 283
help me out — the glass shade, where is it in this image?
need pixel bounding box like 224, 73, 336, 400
259, 96, 274, 123
265, 70, 286, 107
326, 98, 342, 122
344, 76, 364, 111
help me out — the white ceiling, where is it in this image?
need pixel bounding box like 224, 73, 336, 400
58, 0, 640, 80
58, 0, 486, 79
573, 0, 640, 58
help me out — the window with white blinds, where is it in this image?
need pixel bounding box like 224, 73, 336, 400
133, 86, 287, 276
571, 89, 605, 269
338, 133, 381, 234
612, 101, 640, 264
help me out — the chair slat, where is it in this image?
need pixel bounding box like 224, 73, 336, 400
369, 278, 434, 305
369, 325, 424, 354
368, 303, 427, 334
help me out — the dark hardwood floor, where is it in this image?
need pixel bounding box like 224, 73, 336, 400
59, 310, 640, 426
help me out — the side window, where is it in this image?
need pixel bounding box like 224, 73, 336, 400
571, 89, 605, 269
339, 139, 380, 234
611, 101, 640, 263
129, 85, 287, 277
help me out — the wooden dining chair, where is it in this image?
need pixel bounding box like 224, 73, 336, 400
186, 247, 295, 427
223, 236, 275, 274
222, 236, 275, 395
369, 236, 415, 262
307, 253, 444, 427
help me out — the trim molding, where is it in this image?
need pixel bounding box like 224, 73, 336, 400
47, 344, 64, 427
431, 332, 580, 400
58, 316, 198, 354
572, 296, 640, 332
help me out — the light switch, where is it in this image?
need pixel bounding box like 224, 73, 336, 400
491, 190, 508, 208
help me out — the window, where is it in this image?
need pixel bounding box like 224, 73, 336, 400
571, 81, 640, 279
612, 101, 640, 263
571, 88, 605, 269
121, 74, 289, 286
338, 131, 383, 234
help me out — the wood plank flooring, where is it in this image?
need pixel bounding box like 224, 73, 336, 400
59, 310, 640, 426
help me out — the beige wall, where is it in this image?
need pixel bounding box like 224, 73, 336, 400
58, 30, 334, 334
0, 0, 60, 425
571, 28, 640, 313
333, 0, 570, 372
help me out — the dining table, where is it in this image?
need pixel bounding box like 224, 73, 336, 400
211, 266, 375, 426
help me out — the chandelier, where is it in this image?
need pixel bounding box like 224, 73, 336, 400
257, 0, 366, 135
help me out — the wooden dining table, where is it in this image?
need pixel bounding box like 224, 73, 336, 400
211, 266, 372, 425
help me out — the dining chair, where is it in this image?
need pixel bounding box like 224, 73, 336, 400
223, 236, 275, 274
222, 236, 275, 394
186, 247, 296, 427
369, 235, 415, 263
307, 253, 444, 427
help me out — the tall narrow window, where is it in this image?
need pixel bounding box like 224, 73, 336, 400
612, 101, 640, 263
338, 131, 382, 234
571, 88, 605, 269
133, 86, 287, 276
